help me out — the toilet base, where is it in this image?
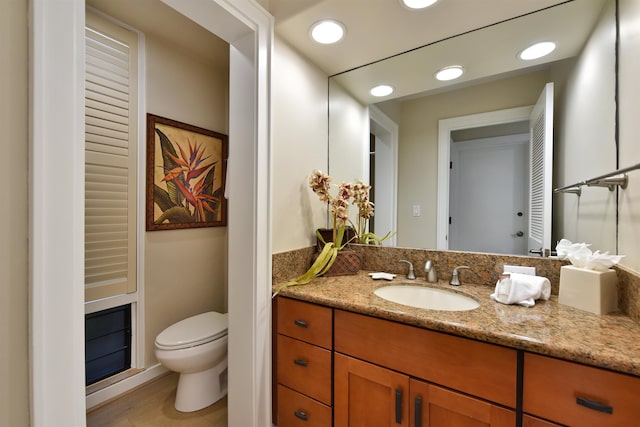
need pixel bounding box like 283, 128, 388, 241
174, 358, 228, 412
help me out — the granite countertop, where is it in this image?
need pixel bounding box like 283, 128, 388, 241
275, 270, 640, 377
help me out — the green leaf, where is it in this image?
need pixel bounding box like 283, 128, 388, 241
154, 206, 194, 224
272, 243, 338, 297
155, 128, 186, 207
153, 184, 176, 212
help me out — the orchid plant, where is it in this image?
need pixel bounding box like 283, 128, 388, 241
273, 170, 392, 296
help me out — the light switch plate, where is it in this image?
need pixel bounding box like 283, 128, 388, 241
503, 264, 536, 276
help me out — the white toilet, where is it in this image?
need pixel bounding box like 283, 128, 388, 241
155, 311, 228, 412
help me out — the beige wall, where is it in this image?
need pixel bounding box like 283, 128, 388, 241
271, 36, 329, 253
390, 70, 552, 248
143, 28, 229, 366
0, 1, 29, 425
554, 0, 617, 254
618, 0, 640, 273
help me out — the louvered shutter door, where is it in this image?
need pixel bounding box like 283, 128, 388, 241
85, 13, 138, 302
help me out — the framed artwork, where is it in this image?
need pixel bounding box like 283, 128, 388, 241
146, 114, 228, 231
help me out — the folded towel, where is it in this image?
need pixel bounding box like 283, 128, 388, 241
490, 272, 551, 307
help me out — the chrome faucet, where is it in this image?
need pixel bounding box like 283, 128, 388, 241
450, 266, 470, 286
399, 260, 416, 280
425, 260, 438, 283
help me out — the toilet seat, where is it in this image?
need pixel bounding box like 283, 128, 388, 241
156, 312, 228, 351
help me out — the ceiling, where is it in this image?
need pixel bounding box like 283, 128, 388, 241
270, 0, 602, 76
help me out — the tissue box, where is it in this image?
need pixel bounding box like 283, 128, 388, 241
558, 265, 618, 314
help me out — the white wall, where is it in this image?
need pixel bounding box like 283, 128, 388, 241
0, 0, 29, 425
272, 36, 329, 253
618, 0, 640, 272
554, 0, 617, 254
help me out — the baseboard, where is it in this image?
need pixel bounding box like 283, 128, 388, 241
86, 363, 169, 411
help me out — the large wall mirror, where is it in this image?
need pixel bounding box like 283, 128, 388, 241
328, 0, 617, 257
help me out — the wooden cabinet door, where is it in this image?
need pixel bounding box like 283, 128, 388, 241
410, 379, 515, 427
335, 353, 409, 427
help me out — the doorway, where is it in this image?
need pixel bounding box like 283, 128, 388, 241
29, 1, 272, 426
436, 106, 534, 250
448, 130, 529, 255
369, 105, 398, 246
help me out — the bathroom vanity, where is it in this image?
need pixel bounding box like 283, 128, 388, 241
272, 272, 640, 427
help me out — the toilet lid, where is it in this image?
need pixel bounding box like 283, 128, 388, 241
155, 312, 228, 350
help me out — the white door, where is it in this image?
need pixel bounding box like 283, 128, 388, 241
528, 83, 554, 256
449, 135, 529, 255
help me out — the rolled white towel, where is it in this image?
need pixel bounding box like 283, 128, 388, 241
490, 272, 551, 307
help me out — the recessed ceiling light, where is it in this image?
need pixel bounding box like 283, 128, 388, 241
519, 42, 556, 60
435, 65, 464, 81
400, 0, 439, 9
370, 85, 394, 97
310, 20, 346, 44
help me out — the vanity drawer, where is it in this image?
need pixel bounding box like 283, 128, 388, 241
277, 334, 332, 405
524, 353, 640, 427
277, 297, 332, 349
334, 309, 517, 408
277, 384, 332, 427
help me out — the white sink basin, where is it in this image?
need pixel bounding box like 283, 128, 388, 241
374, 285, 480, 311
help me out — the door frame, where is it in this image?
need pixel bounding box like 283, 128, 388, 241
29, 0, 272, 425
436, 106, 533, 249
369, 105, 398, 246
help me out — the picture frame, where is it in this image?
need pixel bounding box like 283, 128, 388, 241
146, 114, 228, 231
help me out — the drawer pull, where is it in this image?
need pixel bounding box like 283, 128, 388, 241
576, 396, 613, 414
414, 396, 422, 427
294, 319, 308, 328
294, 410, 308, 421
294, 359, 308, 367
395, 388, 403, 424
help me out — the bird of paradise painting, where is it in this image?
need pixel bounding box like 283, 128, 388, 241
146, 114, 227, 230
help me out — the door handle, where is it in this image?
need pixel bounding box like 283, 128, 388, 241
395, 388, 402, 424
294, 319, 308, 328
511, 231, 524, 237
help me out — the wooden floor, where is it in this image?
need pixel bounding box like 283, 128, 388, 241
87, 373, 227, 427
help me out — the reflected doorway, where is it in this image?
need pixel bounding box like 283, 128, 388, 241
448, 128, 529, 255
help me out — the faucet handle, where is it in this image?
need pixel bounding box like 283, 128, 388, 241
399, 260, 416, 280
450, 265, 470, 286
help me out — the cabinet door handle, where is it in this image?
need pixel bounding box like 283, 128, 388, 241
294, 319, 308, 328
414, 396, 422, 427
395, 388, 403, 424
294, 410, 308, 421
294, 359, 308, 367
576, 396, 613, 414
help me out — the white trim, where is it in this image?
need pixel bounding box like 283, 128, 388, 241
369, 105, 399, 246
134, 20, 147, 374
437, 106, 533, 250
85, 364, 169, 410
29, 0, 87, 425
30, 0, 272, 426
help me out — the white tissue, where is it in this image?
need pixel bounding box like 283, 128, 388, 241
491, 273, 551, 308
555, 239, 623, 271
368, 272, 396, 281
